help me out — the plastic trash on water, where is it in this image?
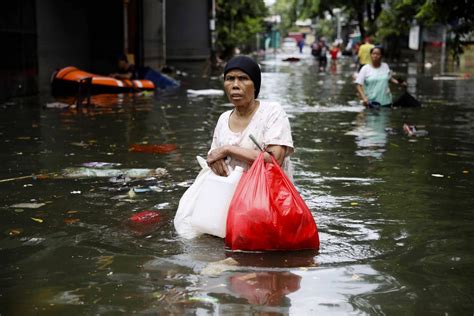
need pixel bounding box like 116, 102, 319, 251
61, 167, 167, 179
190, 165, 244, 238
129, 144, 176, 154
126, 210, 162, 236
81, 162, 122, 168
187, 89, 224, 96
45, 102, 70, 109
130, 210, 161, 224
403, 124, 428, 137
10, 202, 46, 209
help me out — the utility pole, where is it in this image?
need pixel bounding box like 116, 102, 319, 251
162, 0, 166, 66
333, 8, 341, 42
210, 0, 217, 66
440, 25, 447, 74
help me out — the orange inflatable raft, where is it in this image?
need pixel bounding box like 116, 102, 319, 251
51, 66, 155, 95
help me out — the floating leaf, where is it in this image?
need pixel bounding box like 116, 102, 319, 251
31, 217, 44, 223
7, 228, 23, 236
188, 297, 218, 304
64, 218, 80, 224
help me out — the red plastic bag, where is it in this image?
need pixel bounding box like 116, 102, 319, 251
226, 152, 320, 251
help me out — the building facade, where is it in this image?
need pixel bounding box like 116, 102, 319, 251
0, 0, 212, 101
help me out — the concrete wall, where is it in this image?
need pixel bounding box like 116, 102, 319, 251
166, 0, 210, 60
0, 0, 38, 101
36, 0, 90, 92
36, 0, 123, 93
0, 0, 212, 100
143, 0, 163, 69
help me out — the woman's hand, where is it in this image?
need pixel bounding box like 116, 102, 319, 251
209, 159, 229, 176
207, 146, 229, 165
362, 97, 369, 107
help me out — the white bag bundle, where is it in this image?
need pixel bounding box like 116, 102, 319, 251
191, 165, 243, 238
174, 156, 243, 239
174, 156, 211, 239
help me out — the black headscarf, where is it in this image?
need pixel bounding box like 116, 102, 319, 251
224, 56, 261, 98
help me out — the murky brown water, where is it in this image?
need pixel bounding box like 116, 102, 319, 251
1, 52, 474, 315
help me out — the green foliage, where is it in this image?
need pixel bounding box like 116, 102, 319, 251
216, 0, 268, 58
377, 0, 422, 38
274, 0, 473, 56
273, 0, 298, 35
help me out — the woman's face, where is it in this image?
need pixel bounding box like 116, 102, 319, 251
370, 48, 383, 64
224, 69, 255, 107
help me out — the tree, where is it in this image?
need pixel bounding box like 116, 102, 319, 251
272, 0, 473, 58
216, 0, 268, 59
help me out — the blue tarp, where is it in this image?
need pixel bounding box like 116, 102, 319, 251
139, 67, 180, 90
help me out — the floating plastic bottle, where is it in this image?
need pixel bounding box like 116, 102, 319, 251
191, 166, 244, 238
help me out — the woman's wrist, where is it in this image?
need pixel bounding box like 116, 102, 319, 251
223, 145, 232, 157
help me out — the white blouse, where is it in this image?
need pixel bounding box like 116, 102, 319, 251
210, 101, 294, 179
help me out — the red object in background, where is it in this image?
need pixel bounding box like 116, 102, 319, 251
287, 32, 304, 43
129, 143, 176, 153
226, 152, 320, 251
130, 210, 161, 224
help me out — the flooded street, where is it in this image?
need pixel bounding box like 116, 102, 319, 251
1, 53, 473, 315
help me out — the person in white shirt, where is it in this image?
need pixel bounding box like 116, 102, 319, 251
207, 55, 294, 180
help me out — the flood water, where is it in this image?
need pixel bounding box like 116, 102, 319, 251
1, 52, 473, 315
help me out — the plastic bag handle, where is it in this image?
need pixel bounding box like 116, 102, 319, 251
249, 134, 264, 152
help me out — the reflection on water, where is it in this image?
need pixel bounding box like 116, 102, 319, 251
1, 54, 474, 314
345, 109, 391, 159
229, 271, 301, 306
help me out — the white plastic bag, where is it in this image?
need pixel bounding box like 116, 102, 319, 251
190, 166, 243, 238
174, 156, 211, 239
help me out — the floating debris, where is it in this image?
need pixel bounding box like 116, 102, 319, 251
187, 89, 224, 96
129, 144, 177, 154
45, 102, 70, 109
200, 258, 240, 276
10, 202, 46, 209
62, 167, 167, 179
403, 124, 428, 137
81, 162, 121, 168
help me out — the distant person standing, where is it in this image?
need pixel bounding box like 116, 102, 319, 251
357, 37, 374, 71
330, 44, 340, 62
318, 40, 329, 71
298, 38, 305, 54
311, 41, 320, 59
355, 46, 404, 108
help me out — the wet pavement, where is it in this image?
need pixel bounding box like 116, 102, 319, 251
1, 51, 474, 315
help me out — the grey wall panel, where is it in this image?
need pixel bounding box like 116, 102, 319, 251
143, 0, 163, 69
36, 0, 123, 93
36, 0, 91, 92
166, 0, 210, 60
